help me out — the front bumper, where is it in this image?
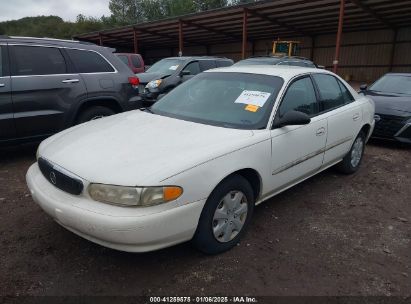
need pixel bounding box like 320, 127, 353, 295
26, 163, 206, 252
372, 114, 411, 143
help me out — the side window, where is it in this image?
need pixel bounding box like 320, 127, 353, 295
131, 55, 141, 68
0, 46, 3, 77
288, 61, 306, 67
183, 61, 200, 75
337, 79, 355, 103
312, 74, 346, 111
10, 46, 66, 76
279, 77, 319, 117
66, 49, 114, 73
215, 60, 232, 68
199, 60, 216, 71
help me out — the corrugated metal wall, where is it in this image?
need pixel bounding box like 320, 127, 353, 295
144, 26, 411, 82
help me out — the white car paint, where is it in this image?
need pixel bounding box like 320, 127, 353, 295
26, 66, 375, 252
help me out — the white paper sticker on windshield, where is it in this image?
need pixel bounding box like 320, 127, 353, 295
234, 90, 271, 107
169, 65, 179, 70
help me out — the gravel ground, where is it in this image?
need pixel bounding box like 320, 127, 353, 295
0, 140, 410, 297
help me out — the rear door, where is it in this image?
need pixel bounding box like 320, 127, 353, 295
9, 44, 87, 139
0, 44, 16, 141
311, 73, 362, 166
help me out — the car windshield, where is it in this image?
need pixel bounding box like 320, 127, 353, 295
369, 75, 411, 95
150, 72, 284, 129
146, 58, 184, 74
234, 58, 281, 66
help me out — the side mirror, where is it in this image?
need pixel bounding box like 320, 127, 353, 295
359, 84, 367, 91
180, 70, 191, 76
274, 110, 311, 128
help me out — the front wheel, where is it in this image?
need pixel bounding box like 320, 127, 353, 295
192, 175, 254, 254
336, 131, 366, 174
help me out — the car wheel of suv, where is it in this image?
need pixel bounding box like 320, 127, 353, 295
336, 131, 366, 174
77, 106, 115, 124
192, 175, 254, 254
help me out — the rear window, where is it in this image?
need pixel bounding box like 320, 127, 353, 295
131, 55, 141, 68
117, 55, 129, 65
10, 46, 66, 76
66, 49, 114, 73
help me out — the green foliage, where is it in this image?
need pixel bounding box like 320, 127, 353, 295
0, 0, 253, 38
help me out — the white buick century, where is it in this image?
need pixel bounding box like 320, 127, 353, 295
26, 66, 375, 254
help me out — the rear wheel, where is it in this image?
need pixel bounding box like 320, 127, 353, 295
336, 131, 366, 174
76, 106, 115, 124
192, 175, 254, 254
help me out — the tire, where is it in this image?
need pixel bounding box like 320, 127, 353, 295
192, 174, 254, 255
336, 131, 366, 174
76, 106, 115, 124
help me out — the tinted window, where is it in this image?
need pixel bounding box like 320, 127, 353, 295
287, 61, 307, 67
183, 61, 201, 75
151, 72, 283, 130
279, 77, 318, 117
66, 49, 114, 73
199, 60, 216, 71
11, 46, 66, 76
312, 74, 345, 111
216, 60, 233, 68
0, 47, 2, 77
117, 55, 129, 65
369, 75, 411, 95
131, 55, 141, 68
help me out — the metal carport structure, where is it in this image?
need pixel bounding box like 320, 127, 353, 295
75, 0, 411, 80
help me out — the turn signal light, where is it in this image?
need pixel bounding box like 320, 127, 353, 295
163, 186, 183, 202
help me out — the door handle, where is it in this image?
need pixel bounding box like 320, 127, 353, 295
62, 79, 79, 84
353, 113, 360, 121
316, 127, 326, 136
0, 83, 5, 88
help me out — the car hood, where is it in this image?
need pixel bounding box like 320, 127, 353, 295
365, 91, 411, 117
39, 111, 255, 186
137, 72, 171, 84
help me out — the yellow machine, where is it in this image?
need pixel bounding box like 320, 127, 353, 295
272, 40, 301, 56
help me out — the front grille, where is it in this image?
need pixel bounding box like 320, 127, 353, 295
38, 157, 84, 195
373, 115, 405, 138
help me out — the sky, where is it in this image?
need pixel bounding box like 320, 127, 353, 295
0, 0, 112, 22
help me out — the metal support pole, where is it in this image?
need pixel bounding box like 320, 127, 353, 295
133, 28, 139, 54
99, 33, 103, 46
178, 20, 184, 56
389, 29, 398, 72
242, 8, 248, 59
333, 0, 345, 73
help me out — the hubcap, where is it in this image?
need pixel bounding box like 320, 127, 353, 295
351, 137, 364, 168
212, 191, 248, 243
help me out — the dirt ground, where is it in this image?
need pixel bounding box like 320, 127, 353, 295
0, 140, 410, 297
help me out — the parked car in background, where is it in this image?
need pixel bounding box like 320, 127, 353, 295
234, 56, 321, 68
0, 36, 141, 145
360, 73, 411, 144
27, 66, 374, 254
137, 56, 234, 103
115, 53, 145, 74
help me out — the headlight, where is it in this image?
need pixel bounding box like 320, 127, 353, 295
146, 79, 162, 89
88, 184, 183, 207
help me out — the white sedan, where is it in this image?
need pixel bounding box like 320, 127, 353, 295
26, 66, 375, 254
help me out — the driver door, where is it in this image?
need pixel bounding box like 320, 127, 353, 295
268, 75, 327, 192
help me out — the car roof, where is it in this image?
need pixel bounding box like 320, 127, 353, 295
384, 73, 411, 76
164, 56, 231, 61
206, 65, 331, 81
